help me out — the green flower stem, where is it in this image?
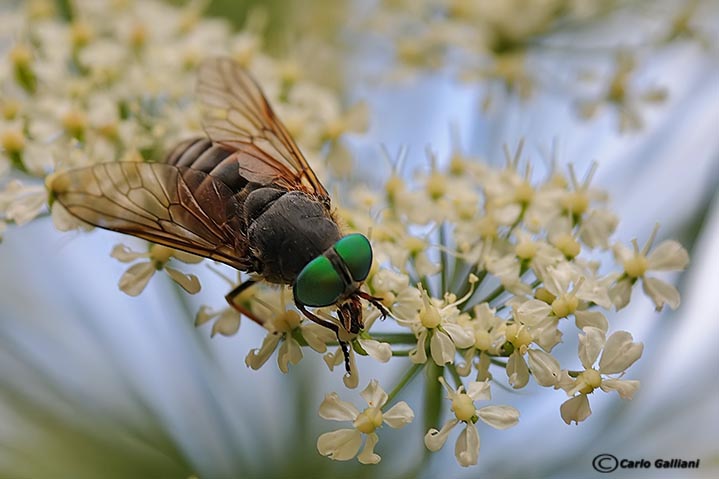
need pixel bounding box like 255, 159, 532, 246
391, 350, 412, 357
490, 357, 508, 368
446, 363, 463, 390
439, 222, 449, 294
9, 152, 28, 174
423, 361, 443, 436
385, 362, 423, 404
56, 0, 74, 21
479, 284, 506, 305
371, 332, 418, 344
407, 255, 432, 295
505, 204, 528, 238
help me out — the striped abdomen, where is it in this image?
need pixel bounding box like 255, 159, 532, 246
167, 138, 250, 192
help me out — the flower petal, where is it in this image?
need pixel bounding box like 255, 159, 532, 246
323, 348, 344, 370
165, 267, 201, 294
118, 262, 155, 296
211, 308, 242, 337
343, 352, 359, 390
318, 392, 360, 422
430, 329, 456, 365
6, 187, 46, 224
317, 429, 362, 461
574, 310, 608, 333
111, 243, 148, 262
560, 395, 592, 425
609, 278, 633, 311
300, 323, 333, 353
409, 329, 428, 364
171, 250, 204, 264
245, 333, 281, 369
194, 305, 218, 327
515, 299, 552, 326
599, 331, 643, 374
465, 381, 491, 402
527, 349, 561, 387
360, 379, 388, 409
578, 327, 605, 370
443, 322, 475, 349
600, 379, 640, 399
51, 201, 90, 231
359, 338, 391, 363
642, 276, 680, 311
647, 240, 689, 271
277, 337, 302, 373
506, 351, 529, 389
455, 423, 480, 467
576, 278, 613, 310
357, 432, 381, 465
383, 401, 414, 429
580, 209, 617, 249
477, 405, 519, 430
424, 418, 459, 451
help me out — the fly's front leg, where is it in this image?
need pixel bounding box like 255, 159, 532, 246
296, 302, 352, 375
225, 279, 265, 327
357, 290, 390, 319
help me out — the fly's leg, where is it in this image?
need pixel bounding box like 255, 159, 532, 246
296, 302, 352, 374
357, 290, 391, 319
225, 279, 265, 327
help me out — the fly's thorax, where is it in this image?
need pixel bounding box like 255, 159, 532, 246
245, 190, 341, 283
243, 186, 286, 224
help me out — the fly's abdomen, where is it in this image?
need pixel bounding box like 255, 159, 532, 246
167, 138, 250, 193
166, 137, 256, 260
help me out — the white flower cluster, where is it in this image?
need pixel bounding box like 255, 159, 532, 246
368, 0, 576, 86
0, 0, 366, 244
213, 143, 688, 467
364, 0, 711, 130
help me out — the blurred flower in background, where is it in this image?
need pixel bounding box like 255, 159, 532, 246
1, 0, 717, 478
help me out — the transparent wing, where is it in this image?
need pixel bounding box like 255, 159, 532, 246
50, 162, 250, 271
197, 57, 329, 197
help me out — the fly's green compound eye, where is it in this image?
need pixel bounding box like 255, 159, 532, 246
295, 255, 345, 307
334, 233, 372, 282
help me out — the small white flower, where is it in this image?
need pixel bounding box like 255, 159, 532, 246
508, 297, 562, 356
247, 309, 335, 374
242, 288, 335, 373
111, 243, 202, 296
0, 180, 46, 225
424, 377, 519, 467
395, 286, 475, 366
195, 304, 241, 337
369, 268, 421, 319
611, 224, 689, 311
317, 379, 414, 464
456, 303, 506, 378
484, 251, 533, 295
559, 327, 643, 424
